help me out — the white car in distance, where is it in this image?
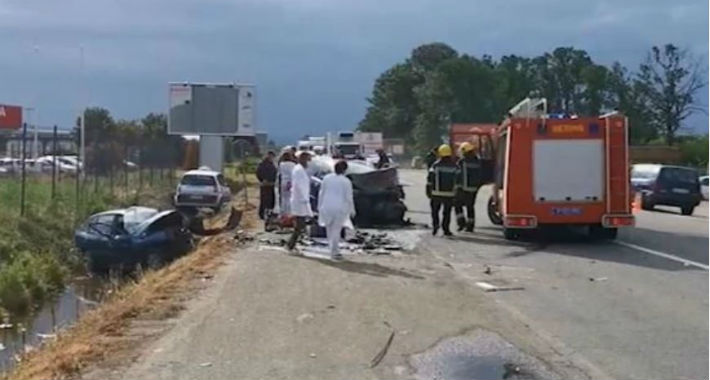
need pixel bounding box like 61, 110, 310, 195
174, 167, 232, 211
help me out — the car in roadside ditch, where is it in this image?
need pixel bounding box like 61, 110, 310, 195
631, 164, 702, 215
174, 168, 232, 211
75, 207, 193, 272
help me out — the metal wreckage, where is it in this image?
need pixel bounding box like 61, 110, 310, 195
307, 155, 408, 226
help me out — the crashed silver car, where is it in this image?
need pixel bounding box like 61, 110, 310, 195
307, 155, 407, 226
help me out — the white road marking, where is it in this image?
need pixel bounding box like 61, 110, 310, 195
615, 241, 709, 270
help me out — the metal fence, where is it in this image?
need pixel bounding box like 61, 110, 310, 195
1, 123, 182, 220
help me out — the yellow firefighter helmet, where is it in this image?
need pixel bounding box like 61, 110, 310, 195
437, 144, 452, 157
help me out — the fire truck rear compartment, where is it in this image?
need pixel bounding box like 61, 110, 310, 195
533, 139, 604, 203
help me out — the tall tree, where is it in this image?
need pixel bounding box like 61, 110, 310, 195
358, 63, 421, 140
637, 44, 705, 145
410, 43, 458, 71
607, 63, 656, 143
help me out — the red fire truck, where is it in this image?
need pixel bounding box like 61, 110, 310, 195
458, 98, 634, 240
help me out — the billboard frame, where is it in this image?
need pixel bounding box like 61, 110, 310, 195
167, 82, 256, 137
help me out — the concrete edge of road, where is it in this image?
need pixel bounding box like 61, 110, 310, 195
615, 241, 709, 270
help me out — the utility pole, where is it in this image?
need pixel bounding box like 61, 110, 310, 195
79, 44, 86, 182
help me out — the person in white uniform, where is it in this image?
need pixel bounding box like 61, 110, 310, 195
318, 160, 355, 260
287, 151, 313, 252
278, 151, 296, 215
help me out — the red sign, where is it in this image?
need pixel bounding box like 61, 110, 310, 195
0, 104, 22, 130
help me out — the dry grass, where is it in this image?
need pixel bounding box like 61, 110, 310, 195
7, 183, 259, 380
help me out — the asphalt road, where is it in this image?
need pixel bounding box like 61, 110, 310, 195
400, 169, 709, 380
101, 169, 707, 380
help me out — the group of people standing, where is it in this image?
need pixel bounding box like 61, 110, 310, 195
256, 148, 355, 261
426, 142, 483, 236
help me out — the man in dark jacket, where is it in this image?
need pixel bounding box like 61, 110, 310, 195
425, 147, 438, 169
374, 148, 390, 169
455, 142, 482, 232
426, 144, 459, 236
256, 151, 277, 220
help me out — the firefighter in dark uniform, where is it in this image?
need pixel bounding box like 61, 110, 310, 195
426, 144, 459, 236
455, 142, 482, 232
425, 147, 438, 169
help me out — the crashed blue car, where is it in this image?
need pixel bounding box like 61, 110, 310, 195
75, 207, 193, 272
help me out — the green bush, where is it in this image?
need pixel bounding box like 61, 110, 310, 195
679, 135, 708, 169
0, 263, 31, 317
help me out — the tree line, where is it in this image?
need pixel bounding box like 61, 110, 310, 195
358, 43, 706, 153
77, 108, 185, 174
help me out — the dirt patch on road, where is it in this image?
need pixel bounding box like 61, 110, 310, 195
7, 191, 257, 380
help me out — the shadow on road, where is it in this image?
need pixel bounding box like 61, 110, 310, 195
450, 233, 528, 248
303, 256, 426, 280
645, 207, 708, 220
504, 227, 704, 272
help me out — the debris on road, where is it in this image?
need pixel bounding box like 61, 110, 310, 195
190, 207, 242, 236
588, 277, 608, 282
257, 229, 408, 257
296, 313, 315, 323
370, 330, 395, 368
483, 265, 492, 275
475, 281, 525, 292
199, 362, 212, 368
309, 353, 317, 358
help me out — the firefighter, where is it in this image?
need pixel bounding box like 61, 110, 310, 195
426, 144, 458, 236
425, 147, 438, 169
455, 142, 482, 232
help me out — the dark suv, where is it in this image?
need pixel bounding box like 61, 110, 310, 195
631, 164, 702, 215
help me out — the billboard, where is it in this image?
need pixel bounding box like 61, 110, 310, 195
0, 104, 22, 130
168, 83, 255, 136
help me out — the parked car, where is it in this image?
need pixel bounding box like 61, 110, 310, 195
25, 158, 53, 174
0, 158, 21, 174
36, 156, 79, 174
75, 207, 193, 272
631, 164, 702, 215
174, 168, 232, 210
700, 176, 708, 200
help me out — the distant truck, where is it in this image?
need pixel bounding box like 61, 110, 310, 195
332, 131, 383, 157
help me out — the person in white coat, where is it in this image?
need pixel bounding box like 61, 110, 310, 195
278, 151, 296, 215
318, 160, 355, 260
287, 151, 313, 252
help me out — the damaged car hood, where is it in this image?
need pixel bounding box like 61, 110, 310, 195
134, 210, 185, 235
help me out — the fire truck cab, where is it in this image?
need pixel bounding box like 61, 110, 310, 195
488, 98, 634, 240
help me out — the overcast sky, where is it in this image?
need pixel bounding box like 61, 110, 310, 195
0, 0, 707, 143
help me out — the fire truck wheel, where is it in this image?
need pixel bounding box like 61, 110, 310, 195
503, 228, 520, 240
487, 196, 503, 225
590, 225, 618, 240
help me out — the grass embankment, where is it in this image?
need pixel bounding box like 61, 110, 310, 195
0, 173, 175, 321
8, 177, 257, 380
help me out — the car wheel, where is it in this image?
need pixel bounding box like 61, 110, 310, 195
487, 196, 503, 225
146, 253, 164, 270
681, 205, 695, 216
641, 195, 654, 211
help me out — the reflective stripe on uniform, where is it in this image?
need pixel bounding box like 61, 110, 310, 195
432, 166, 457, 197
461, 161, 480, 192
